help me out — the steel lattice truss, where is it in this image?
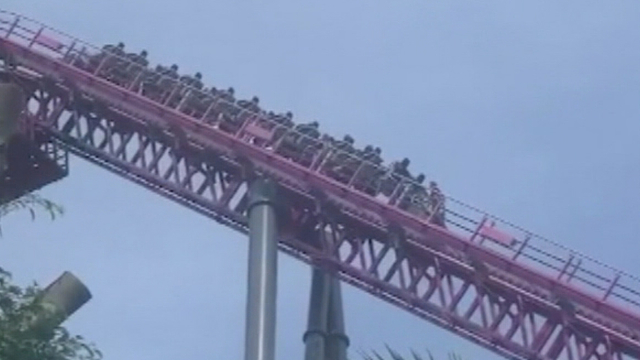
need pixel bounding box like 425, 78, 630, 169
2, 11, 640, 360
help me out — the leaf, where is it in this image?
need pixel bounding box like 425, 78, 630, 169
410, 349, 424, 360
361, 347, 462, 360
0, 193, 64, 241
59, 328, 70, 342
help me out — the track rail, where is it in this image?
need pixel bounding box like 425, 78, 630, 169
2, 10, 640, 360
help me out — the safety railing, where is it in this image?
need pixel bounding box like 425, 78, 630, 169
2, 9, 639, 316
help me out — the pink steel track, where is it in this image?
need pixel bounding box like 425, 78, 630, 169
1, 11, 640, 360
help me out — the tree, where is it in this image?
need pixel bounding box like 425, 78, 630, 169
0, 268, 102, 360
0, 193, 102, 360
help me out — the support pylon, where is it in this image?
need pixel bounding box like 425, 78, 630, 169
303, 268, 349, 360
244, 178, 279, 360
326, 276, 348, 360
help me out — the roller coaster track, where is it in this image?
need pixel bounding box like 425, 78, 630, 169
1, 10, 639, 360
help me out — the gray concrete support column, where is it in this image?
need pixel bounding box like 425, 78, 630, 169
326, 277, 349, 360
303, 267, 332, 360
244, 178, 279, 360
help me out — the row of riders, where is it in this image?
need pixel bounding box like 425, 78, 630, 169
68, 43, 445, 225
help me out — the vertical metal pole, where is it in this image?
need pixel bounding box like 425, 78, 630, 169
326, 277, 349, 360
244, 178, 279, 360
303, 267, 332, 360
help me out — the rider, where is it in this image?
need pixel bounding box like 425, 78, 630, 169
94, 42, 125, 76
392, 158, 412, 178
161, 64, 180, 80
428, 181, 445, 225
361, 146, 383, 165
179, 72, 204, 90
123, 50, 149, 85
399, 174, 428, 216
237, 96, 261, 122
238, 96, 260, 112
126, 50, 148, 68
102, 42, 125, 57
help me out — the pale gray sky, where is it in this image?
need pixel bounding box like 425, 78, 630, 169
1, 1, 640, 359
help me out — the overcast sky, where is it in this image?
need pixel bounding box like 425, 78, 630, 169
1, 1, 640, 359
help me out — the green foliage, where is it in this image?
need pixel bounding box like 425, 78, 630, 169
0, 268, 101, 360
0, 193, 64, 235
0, 193, 100, 359
360, 345, 463, 360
